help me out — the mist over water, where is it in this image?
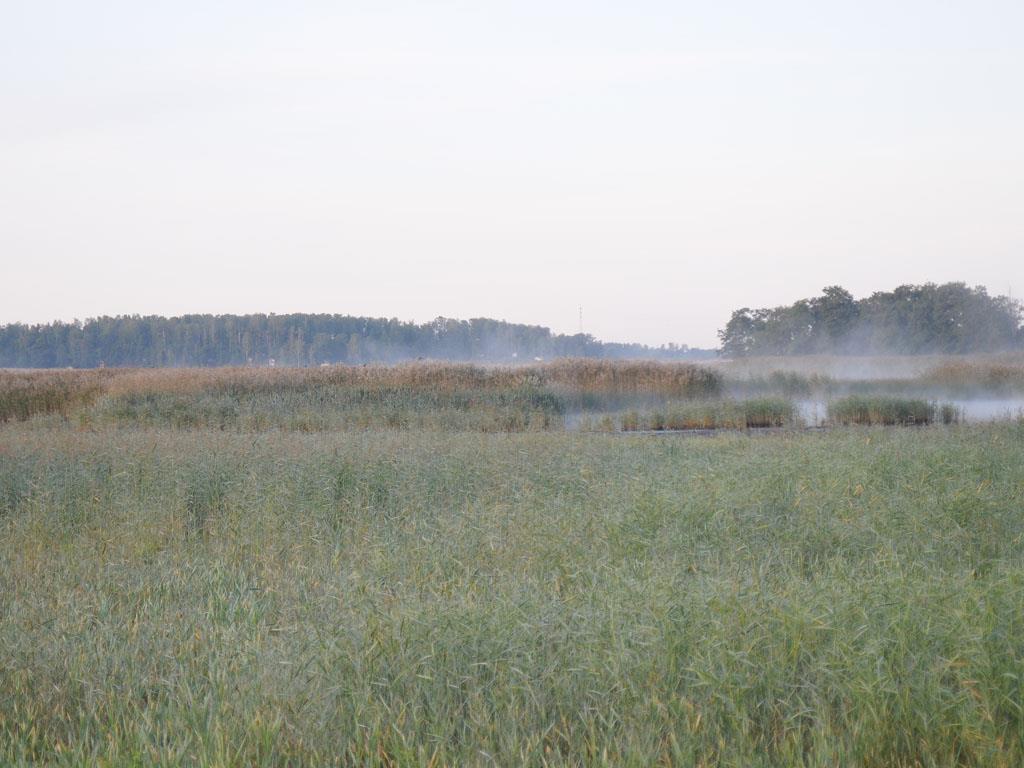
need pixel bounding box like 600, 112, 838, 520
714, 354, 1024, 381
569, 354, 1024, 432
951, 398, 1024, 422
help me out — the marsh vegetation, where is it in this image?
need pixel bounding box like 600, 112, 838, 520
2, 357, 1024, 765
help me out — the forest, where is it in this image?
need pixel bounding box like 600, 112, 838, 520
718, 282, 1023, 356
0, 313, 711, 368
3, 282, 1021, 368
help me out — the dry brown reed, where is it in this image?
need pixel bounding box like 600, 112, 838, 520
0, 361, 721, 429
0, 369, 119, 422
4, 360, 721, 401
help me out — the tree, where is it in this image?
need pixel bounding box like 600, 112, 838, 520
810, 286, 859, 350
719, 309, 760, 356
0, 313, 721, 368
717, 283, 1022, 356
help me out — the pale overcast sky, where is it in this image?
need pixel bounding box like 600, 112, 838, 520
1, 1, 1021, 347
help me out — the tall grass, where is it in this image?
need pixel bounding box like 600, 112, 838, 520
0, 361, 723, 432
99, 359, 723, 399
828, 395, 961, 426
727, 370, 835, 398
92, 386, 565, 432
1, 423, 1023, 764
0, 370, 113, 422
583, 397, 797, 432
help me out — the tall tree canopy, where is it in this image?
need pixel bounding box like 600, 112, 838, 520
0, 314, 712, 368
719, 283, 1023, 356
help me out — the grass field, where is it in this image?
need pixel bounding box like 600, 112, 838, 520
2, 362, 1024, 766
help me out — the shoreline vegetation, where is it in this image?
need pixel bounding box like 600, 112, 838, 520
2, 402, 1024, 764
2, 357, 1022, 432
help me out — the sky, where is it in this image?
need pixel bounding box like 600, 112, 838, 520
1, 1, 1021, 347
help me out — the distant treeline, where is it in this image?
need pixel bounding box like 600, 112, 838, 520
719, 283, 1023, 356
0, 314, 714, 368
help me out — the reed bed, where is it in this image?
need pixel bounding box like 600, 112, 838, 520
2, 424, 1023, 765
0, 369, 118, 422
92, 387, 565, 432
828, 395, 961, 426
580, 397, 796, 432
727, 371, 835, 398
99, 359, 723, 399
0, 361, 723, 433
